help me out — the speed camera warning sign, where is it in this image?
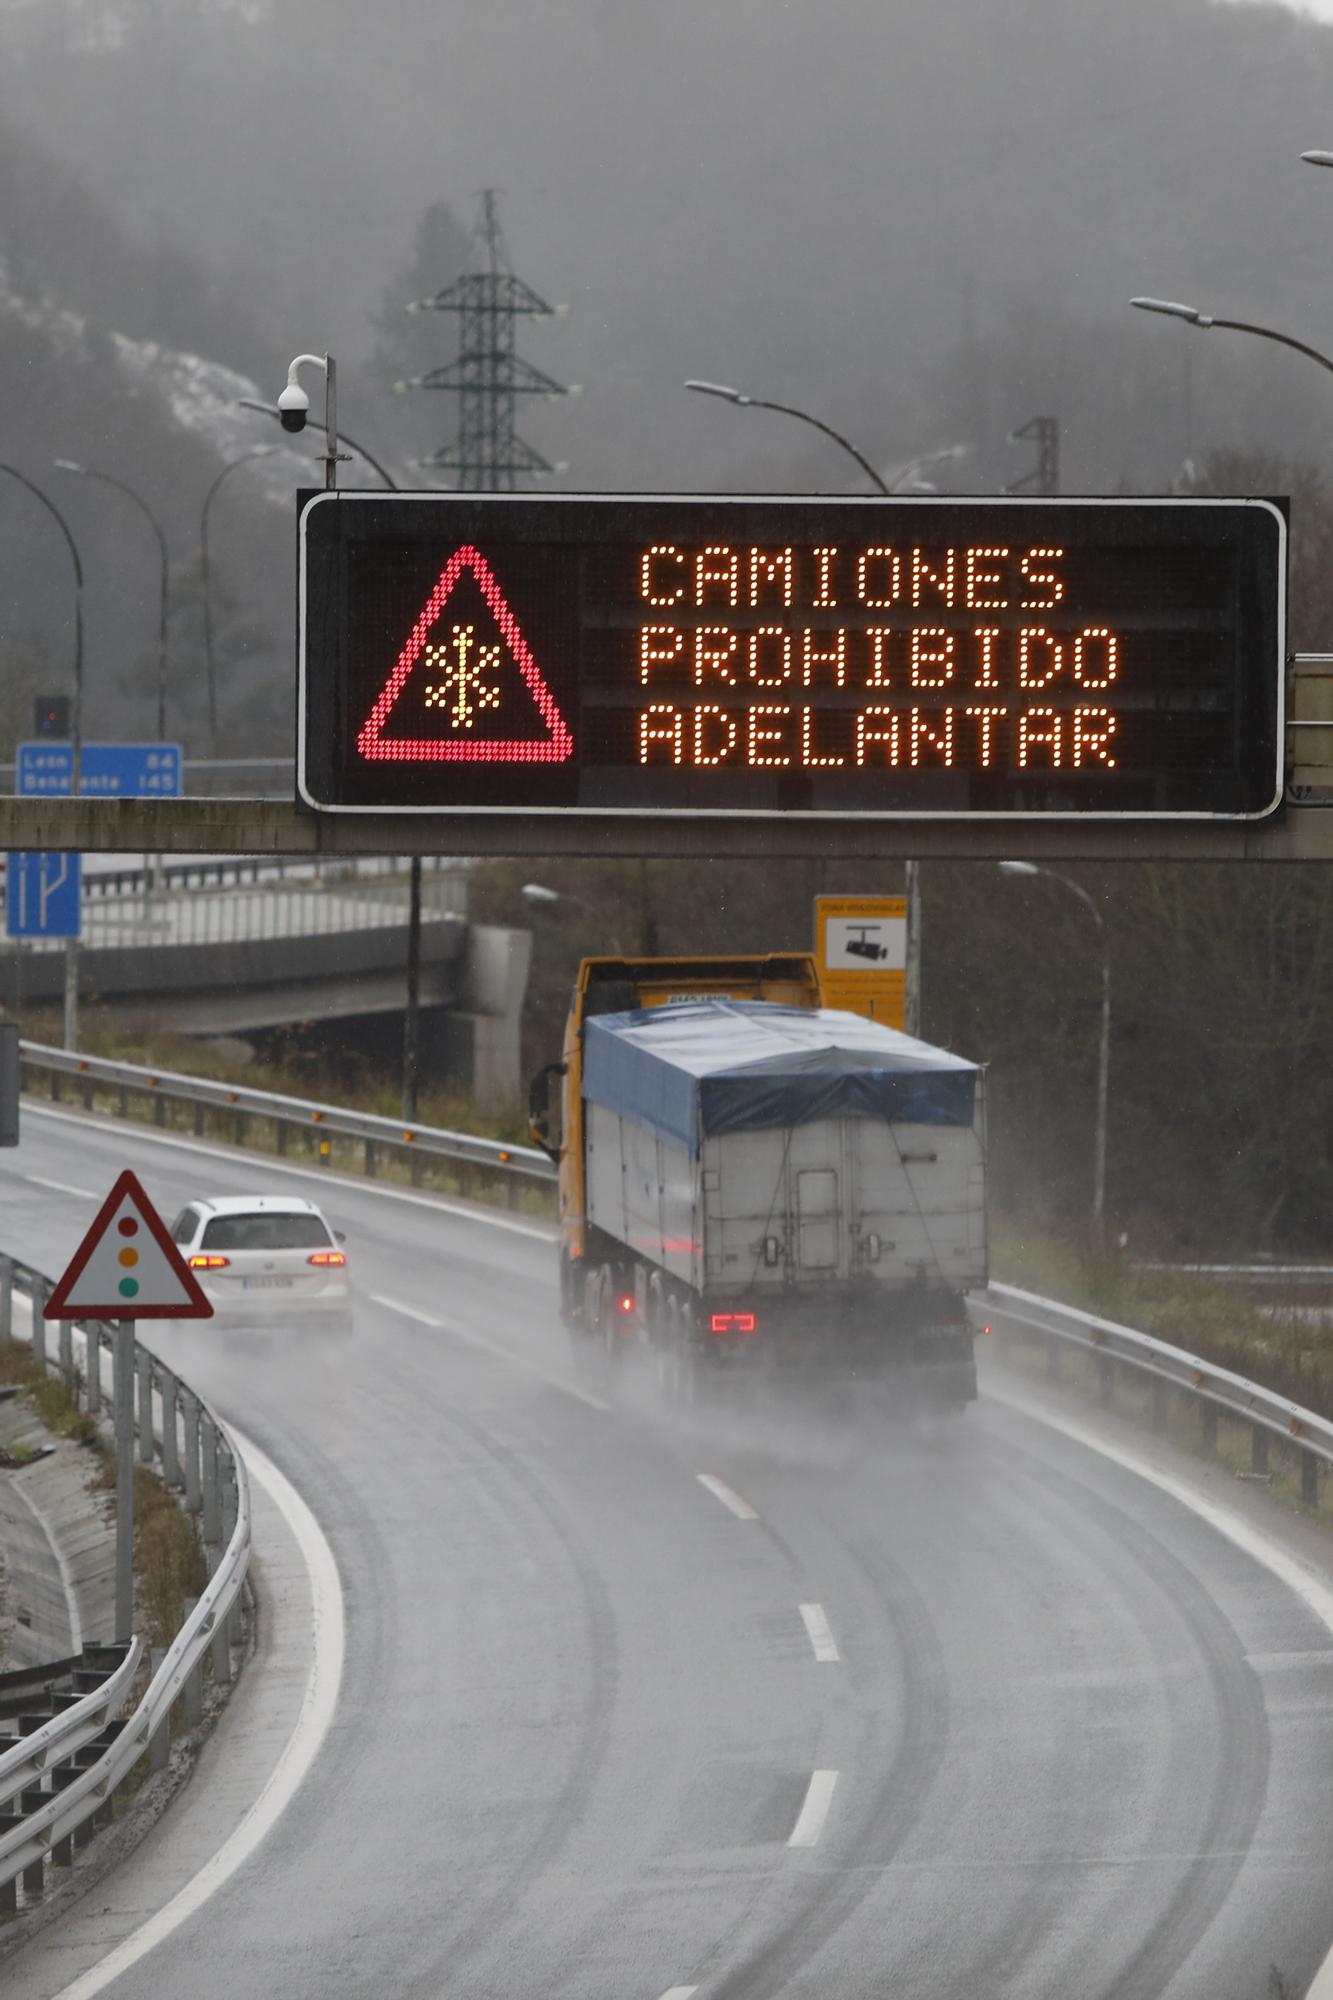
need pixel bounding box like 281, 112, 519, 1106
816, 895, 907, 1029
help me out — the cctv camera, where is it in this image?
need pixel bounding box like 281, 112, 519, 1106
277, 382, 310, 433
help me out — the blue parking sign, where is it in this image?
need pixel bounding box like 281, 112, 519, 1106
6, 852, 81, 939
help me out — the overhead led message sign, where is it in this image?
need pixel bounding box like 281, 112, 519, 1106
297, 494, 1286, 819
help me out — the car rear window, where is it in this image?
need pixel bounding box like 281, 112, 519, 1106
201, 1213, 333, 1251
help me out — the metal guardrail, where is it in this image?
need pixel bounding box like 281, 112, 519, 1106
0, 1255, 249, 1908
20, 1042, 556, 1204
985, 1279, 1333, 1504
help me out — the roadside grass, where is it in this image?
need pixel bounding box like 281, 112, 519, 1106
1, 1337, 210, 1651
993, 1214, 1333, 1424
14, 1005, 533, 1146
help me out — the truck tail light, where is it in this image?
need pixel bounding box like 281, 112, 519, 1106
189, 1254, 229, 1269
709, 1311, 757, 1336
618, 1294, 635, 1314
309, 1251, 347, 1267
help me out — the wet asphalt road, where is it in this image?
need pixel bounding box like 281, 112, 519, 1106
4, 1100, 1333, 2000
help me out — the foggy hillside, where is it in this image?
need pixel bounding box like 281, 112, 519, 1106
4, 0, 1333, 748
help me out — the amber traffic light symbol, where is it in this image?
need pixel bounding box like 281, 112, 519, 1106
356, 544, 573, 765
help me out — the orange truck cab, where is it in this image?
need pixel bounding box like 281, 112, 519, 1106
528, 953, 821, 1323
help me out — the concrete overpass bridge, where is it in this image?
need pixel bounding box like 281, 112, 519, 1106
0, 856, 530, 1114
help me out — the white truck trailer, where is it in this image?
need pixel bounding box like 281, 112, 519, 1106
577, 998, 986, 1404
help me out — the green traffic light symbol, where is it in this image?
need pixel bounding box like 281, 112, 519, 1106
118, 1276, 140, 1298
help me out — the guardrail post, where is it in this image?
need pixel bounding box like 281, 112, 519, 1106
86, 1323, 101, 1414
19, 1808, 44, 1896
201, 1417, 221, 1546
81, 1072, 93, 1111
153, 1088, 165, 1128
31, 1277, 47, 1371
137, 1348, 154, 1464
161, 1372, 179, 1486
181, 1599, 204, 1725
0, 1253, 12, 1340
59, 1317, 73, 1383
0, 1868, 14, 1916
193, 1101, 205, 1138
149, 1648, 170, 1770
364, 1138, 376, 1177
1252, 1425, 1269, 1476
275, 1117, 288, 1157
182, 1392, 202, 1514
1302, 1450, 1320, 1508
1201, 1402, 1218, 1456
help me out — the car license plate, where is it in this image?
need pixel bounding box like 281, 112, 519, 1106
241, 1276, 295, 1290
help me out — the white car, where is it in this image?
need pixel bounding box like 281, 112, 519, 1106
169, 1195, 353, 1334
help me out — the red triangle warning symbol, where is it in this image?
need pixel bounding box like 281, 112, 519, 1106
357, 544, 574, 764
45, 1169, 214, 1321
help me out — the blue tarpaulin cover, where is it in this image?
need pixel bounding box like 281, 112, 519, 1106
583, 1001, 978, 1157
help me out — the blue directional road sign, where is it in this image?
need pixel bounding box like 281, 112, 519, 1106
5, 852, 81, 938
16, 742, 183, 798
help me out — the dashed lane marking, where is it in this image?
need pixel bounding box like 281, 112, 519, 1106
788, 1769, 839, 1848
696, 1472, 760, 1521
24, 1172, 97, 1198
799, 1601, 840, 1662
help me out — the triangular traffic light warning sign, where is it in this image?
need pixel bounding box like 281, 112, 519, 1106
357, 544, 574, 763
45, 1169, 214, 1320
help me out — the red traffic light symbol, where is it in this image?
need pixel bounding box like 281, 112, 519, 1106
357, 544, 573, 765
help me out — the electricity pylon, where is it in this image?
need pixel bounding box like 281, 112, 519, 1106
399, 190, 571, 491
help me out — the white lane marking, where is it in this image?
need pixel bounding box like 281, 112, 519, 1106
988, 1379, 1333, 2000
657, 1989, 699, 1999
696, 1472, 759, 1521
24, 1101, 555, 1243
368, 1290, 440, 1328
799, 1601, 840, 1663
24, 1172, 97, 1198
788, 1768, 839, 1848
369, 1290, 610, 1414
48, 1426, 345, 2000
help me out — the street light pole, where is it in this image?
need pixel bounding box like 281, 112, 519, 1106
0, 464, 85, 1051
1130, 296, 1333, 381
684, 379, 893, 493
54, 462, 169, 739
684, 380, 956, 1025
998, 862, 1110, 1233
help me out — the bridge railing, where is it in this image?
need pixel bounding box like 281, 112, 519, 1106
984, 1279, 1333, 1505
0, 1256, 249, 1908
20, 1042, 557, 1209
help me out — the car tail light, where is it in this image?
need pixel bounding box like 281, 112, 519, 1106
189, 1254, 229, 1269
618, 1294, 635, 1313
709, 1311, 757, 1336
308, 1251, 347, 1267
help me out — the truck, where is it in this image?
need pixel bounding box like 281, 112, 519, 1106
529, 954, 985, 1405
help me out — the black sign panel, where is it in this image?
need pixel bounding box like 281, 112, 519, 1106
298, 494, 1286, 819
